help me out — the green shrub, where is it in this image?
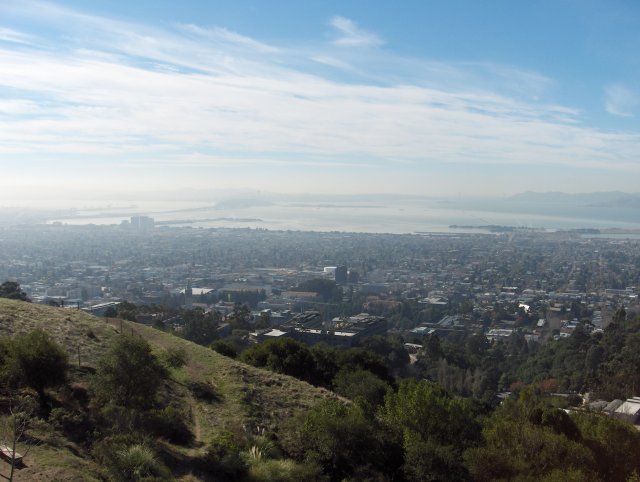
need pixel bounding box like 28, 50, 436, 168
196, 431, 248, 481
50, 407, 93, 443
141, 406, 193, 445
12, 329, 69, 400
211, 340, 237, 358
93, 435, 171, 481
91, 336, 167, 410
161, 346, 188, 368
248, 459, 326, 481
188, 380, 220, 403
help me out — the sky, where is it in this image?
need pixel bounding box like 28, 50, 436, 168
0, 0, 639, 201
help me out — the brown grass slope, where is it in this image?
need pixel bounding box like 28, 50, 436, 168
0, 298, 339, 480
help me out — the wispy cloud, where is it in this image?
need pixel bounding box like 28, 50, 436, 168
0, 0, 639, 196
605, 83, 638, 117
0, 27, 33, 44
329, 16, 384, 47
179, 24, 280, 53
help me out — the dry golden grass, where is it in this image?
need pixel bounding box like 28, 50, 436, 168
0, 298, 339, 481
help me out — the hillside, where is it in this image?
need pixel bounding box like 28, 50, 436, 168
0, 298, 339, 481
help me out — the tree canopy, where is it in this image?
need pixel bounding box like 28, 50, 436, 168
92, 335, 167, 410
0, 281, 29, 301
11, 329, 68, 399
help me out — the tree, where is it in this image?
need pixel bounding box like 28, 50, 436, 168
360, 335, 410, 371
11, 329, 68, 405
336, 348, 389, 382
227, 303, 251, 330
240, 338, 317, 384
0, 282, 29, 302
210, 340, 237, 358
294, 279, 342, 303
332, 369, 390, 414
92, 336, 167, 410
182, 309, 220, 346
0, 395, 38, 482
295, 399, 398, 481
309, 343, 340, 388
464, 391, 597, 481
254, 311, 271, 330
379, 379, 484, 481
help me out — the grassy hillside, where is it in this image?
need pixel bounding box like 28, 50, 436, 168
0, 298, 339, 481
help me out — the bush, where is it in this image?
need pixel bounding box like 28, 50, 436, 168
211, 340, 237, 358
141, 406, 193, 445
93, 435, 171, 481
188, 380, 220, 403
196, 431, 248, 480
241, 339, 316, 383
92, 336, 167, 410
50, 407, 93, 443
12, 329, 69, 400
161, 346, 188, 368
248, 459, 326, 481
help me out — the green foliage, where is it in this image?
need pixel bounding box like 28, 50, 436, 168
211, 340, 238, 358
572, 411, 640, 481
160, 345, 188, 368
222, 289, 267, 308
116, 301, 140, 321
0, 336, 20, 387
241, 338, 317, 384
182, 308, 221, 345
463, 391, 600, 482
0, 281, 29, 301
335, 347, 389, 382
141, 405, 193, 445
50, 406, 93, 443
188, 380, 220, 403
92, 335, 167, 410
359, 334, 410, 371
254, 311, 272, 330
92, 435, 171, 481
309, 343, 340, 388
296, 399, 397, 481
508, 314, 640, 399
294, 279, 342, 303
198, 431, 248, 481
332, 368, 390, 413
379, 379, 485, 481
11, 328, 68, 398
247, 459, 326, 482
227, 303, 252, 330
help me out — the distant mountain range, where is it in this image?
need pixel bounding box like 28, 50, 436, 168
508, 191, 640, 208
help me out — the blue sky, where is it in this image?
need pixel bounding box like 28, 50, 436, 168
0, 0, 639, 200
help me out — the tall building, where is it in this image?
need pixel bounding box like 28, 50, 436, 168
335, 265, 348, 285
130, 216, 154, 232
184, 279, 193, 309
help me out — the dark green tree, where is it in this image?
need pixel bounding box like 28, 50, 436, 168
0, 281, 29, 301
210, 340, 237, 358
92, 336, 167, 410
240, 338, 317, 384
12, 329, 68, 403
464, 391, 597, 481
296, 399, 399, 481
379, 379, 484, 481
182, 309, 220, 346
332, 368, 390, 414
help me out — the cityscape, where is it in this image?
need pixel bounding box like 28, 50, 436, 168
2, 219, 637, 347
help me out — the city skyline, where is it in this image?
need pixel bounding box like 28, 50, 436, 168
1, 0, 639, 202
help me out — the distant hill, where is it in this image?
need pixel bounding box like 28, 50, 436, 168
0, 298, 338, 481
509, 191, 640, 207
